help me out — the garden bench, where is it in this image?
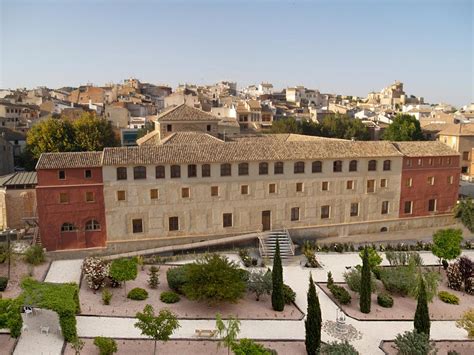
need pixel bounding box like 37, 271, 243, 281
40, 326, 49, 335
195, 329, 217, 338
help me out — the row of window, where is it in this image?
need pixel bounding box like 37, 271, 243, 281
406, 157, 453, 167
115, 159, 393, 180
403, 199, 438, 214
59, 192, 95, 204
60, 220, 101, 232
404, 175, 454, 187
58, 169, 92, 180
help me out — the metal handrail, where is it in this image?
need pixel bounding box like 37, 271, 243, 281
284, 229, 295, 255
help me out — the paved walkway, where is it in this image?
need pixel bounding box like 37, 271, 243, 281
43, 259, 83, 284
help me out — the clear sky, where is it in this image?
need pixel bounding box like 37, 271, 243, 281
1, 0, 473, 106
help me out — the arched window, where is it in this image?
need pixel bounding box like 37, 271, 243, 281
333, 160, 343, 172
238, 163, 249, 176
116, 167, 127, 180
349, 160, 358, 172
171, 165, 181, 178
133, 166, 147, 180
383, 160, 391, 171
312, 161, 322, 173
61, 223, 77, 232
259, 162, 269, 175
294, 161, 305, 174
85, 220, 101, 231
368, 160, 377, 171
155, 165, 165, 179
274, 162, 284, 175
221, 163, 232, 177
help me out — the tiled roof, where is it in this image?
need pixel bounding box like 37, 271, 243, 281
393, 141, 459, 157
438, 123, 474, 136
421, 123, 448, 132
160, 132, 224, 145
36, 151, 103, 169
156, 104, 221, 122
0, 172, 37, 187
136, 130, 160, 146
0, 127, 26, 141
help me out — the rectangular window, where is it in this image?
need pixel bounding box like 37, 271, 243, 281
406, 159, 412, 167
428, 199, 437, 212
463, 151, 470, 161
150, 189, 158, 200
346, 180, 354, 190
117, 190, 126, 201
181, 187, 190, 198
405, 178, 413, 187
59, 192, 69, 204
350, 203, 359, 217
381, 201, 389, 214
321, 205, 330, 219
58, 170, 66, 180
132, 219, 143, 234
202, 164, 211, 177
446, 157, 452, 165
117, 167, 127, 180
291, 207, 300, 221
448, 176, 454, 184
296, 182, 303, 192
167, 124, 172, 132
207, 124, 211, 132
85, 169, 92, 179
428, 158, 433, 166
367, 179, 375, 193
322, 181, 329, 191
169, 217, 179, 231
241, 185, 249, 195
404, 201, 413, 214
380, 179, 387, 188
223, 213, 233, 227
187, 164, 197, 178
269, 183, 276, 194
417, 158, 422, 166
221, 164, 232, 177
427, 176, 435, 185
211, 186, 219, 196
85, 192, 95, 202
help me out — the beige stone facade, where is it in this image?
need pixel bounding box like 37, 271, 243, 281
438, 123, 474, 180
0, 188, 36, 229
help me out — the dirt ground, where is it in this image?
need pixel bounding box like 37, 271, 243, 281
64, 338, 306, 355
0, 334, 16, 354
80, 264, 303, 320
318, 269, 473, 321
381, 340, 474, 355
0, 256, 50, 299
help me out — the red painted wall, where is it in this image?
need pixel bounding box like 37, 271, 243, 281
36, 167, 107, 251
399, 156, 460, 218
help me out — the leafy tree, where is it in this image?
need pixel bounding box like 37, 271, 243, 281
319, 114, 370, 140
359, 247, 371, 314
247, 269, 272, 301
455, 198, 474, 232
70, 337, 85, 355
414, 275, 430, 337
147, 266, 160, 289
382, 114, 424, 141
270, 117, 302, 134
216, 313, 241, 355
93, 337, 117, 355
321, 340, 359, 355
72, 113, 118, 151
108, 258, 138, 295
358, 246, 382, 270
182, 254, 246, 304
456, 308, 474, 339
231, 339, 273, 355
271, 240, 285, 311
432, 229, 463, 268
394, 330, 436, 355
134, 305, 180, 355
305, 274, 322, 355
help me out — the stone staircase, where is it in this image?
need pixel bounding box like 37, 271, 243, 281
258, 229, 295, 261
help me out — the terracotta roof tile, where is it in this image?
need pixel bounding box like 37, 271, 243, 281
156, 104, 220, 122
36, 151, 103, 169
393, 141, 459, 157
438, 123, 474, 136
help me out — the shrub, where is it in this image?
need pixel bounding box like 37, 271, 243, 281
0, 244, 7, 264
147, 266, 160, 289
457, 308, 474, 338
328, 284, 351, 305
102, 289, 112, 305
343, 268, 376, 293
438, 291, 459, 305
327, 272, 334, 287
82, 257, 110, 291
394, 330, 436, 355
109, 258, 138, 294
386, 251, 423, 266
166, 266, 188, 294
93, 337, 117, 355
247, 269, 272, 301
358, 247, 382, 270
0, 298, 22, 338
0, 277, 8, 291
321, 340, 359, 354
160, 291, 180, 304
283, 284, 296, 304
127, 287, 148, 301
448, 351, 460, 355
24, 245, 45, 265
304, 248, 320, 268
238, 249, 252, 267
458, 256, 473, 292
377, 293, 393, 308
232, 338, 274, 355
447, 263, 463, 291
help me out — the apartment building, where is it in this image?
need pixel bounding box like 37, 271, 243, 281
35, 134, 459, 252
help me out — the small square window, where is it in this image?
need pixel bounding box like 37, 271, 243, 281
132, 219, 143, 233
448, 176, 454, 184
169, 216, 179, 231
117, 190, 126, 201
428, 199, 437, 212
350, 203, 359, 217
167, 124, 172, 132
346, 180, 354, 190
85, 191, 95, 202
269, 183, 276, 194
182, 187, 190, 198
296, 182, 303, 192
380, 179, 387, 188
322, 181, 329, 191
405, 178, 413, 187
85, 169, 92, 179
321, 205, 330, 219
59, 193, 69, 204
223, 213, 233, 227
427, 176, 435, 185
241, 185, 249, 195
211, 186, 219, 196
58, 170, 66, 180
291, 207, 300, 221
404, 201, 413, 214
150, 189, 158, 199
207, 124, 211, 132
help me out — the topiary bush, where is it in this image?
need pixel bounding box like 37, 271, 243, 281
394, 330, 435, 355
438, 291, 459, 305
93, 336, 117, 355
328, 284, 351, 305
24, 245, 45, 265
447, 263, 463, 291
283, 284, 296, 304
321, 340, 359, 354
343, 268, 376, 293
0, 277, 8, 291
160, 291, 180, 304
127, 287, 148, 301
377, 293, 393, 308
166, 265, 188, 294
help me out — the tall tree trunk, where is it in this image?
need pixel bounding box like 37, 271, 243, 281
154, 339, 157, 355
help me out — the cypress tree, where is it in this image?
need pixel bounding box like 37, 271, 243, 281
414, 275, 430, 337
305, 273, 322, 355
271, 240, 285, 311
359, 247, 371, 314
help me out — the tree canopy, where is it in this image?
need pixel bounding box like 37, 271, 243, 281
432, 228, 463, 263
382, 114, 424, 141
454, 198, 474, 232
109, 258, 138, 294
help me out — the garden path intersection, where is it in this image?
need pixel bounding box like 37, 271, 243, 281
12, 251, 474, 355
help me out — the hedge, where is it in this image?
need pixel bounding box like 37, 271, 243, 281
160, 291, 180, 304
377, 293, 394, 308
328, 284, 351, 304
127, 287, 148, 301
0, 298, 23, 337
166, 266, 189, 294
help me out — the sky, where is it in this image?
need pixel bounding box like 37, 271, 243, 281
1, 0, 473, 106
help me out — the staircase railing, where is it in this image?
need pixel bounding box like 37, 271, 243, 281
284, 229, 295, 256
258, 232, 268, 257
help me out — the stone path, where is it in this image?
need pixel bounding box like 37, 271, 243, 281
43, 259, 83, 284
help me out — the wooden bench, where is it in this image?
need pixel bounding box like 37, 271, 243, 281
195, 329, 217, 338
